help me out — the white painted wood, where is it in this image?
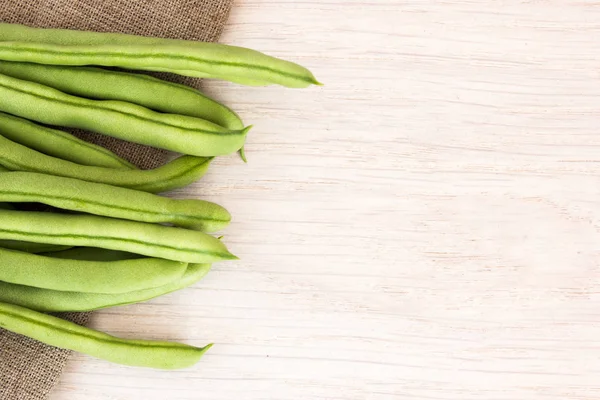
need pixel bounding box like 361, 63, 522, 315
51, 1, 600, 399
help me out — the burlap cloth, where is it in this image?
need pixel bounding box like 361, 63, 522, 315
0, 1, 234, 398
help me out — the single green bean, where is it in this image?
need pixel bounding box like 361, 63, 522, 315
0, 135, 212, 193
0, 23, 321, 88
0, 202, 72, 253
0, 301, 213, 369
0, 111, 135, 169
0, 61, 244, 130
0, 209, 236, 263
0, 263, 211, 312
0, 247, 187, 293
0, 73, 249, 156
0, 172, 231, 232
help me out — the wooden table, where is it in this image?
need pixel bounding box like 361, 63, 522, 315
52, 1, 600, 398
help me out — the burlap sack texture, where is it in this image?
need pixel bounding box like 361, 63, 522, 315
0, 1, 234, 399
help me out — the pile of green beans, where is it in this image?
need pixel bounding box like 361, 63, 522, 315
0, 22, 319, 370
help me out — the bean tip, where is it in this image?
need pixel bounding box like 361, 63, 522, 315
239, 147, 248, 163
242, 125, 253, 135
193, 342, 214, 361
306, 72, 323, 86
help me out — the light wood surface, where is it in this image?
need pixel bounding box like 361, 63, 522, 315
52, 1, 600, 399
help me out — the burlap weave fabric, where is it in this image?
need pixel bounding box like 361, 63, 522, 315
0, 1, 233, 398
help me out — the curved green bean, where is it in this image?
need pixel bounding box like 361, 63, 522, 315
0, 23, 321, 88
0, 301, 213, 369
0, 263, 211, 312
0, 135, 212, 193
0, 111, 135, 169
0, 248, 187, 293
0, 172, 231, 232
0, 73, 249, 156
0, 61, 244, 130
0, 209, 236, 263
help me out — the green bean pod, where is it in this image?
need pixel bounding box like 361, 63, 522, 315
0, 248, 187, 293
0, 263, 211, 312
0, 61, 244, 130
0, 209, 236, 263
0, 301, 213, 369
0, 172, 231, 232
0, 73, 249, 156
0, 202, 72, 253
0, 111, 135, 169
0, 135, 212, 193
0, 23, 321, 88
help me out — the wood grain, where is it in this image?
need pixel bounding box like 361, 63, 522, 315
51, 1, 600, 399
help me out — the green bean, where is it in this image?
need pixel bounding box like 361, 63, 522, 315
0, 61, 244, 130
0, 247, 188, 293
0, 202, 72, 253
0, 172, 231, 232
0, 23, 321, 88
0, 209, 236, 263
0, 263, 211, 312
0, 135, 212, 193
0, 301, 213, 369
0, 111, 135, 169
0, 73, 249, 156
